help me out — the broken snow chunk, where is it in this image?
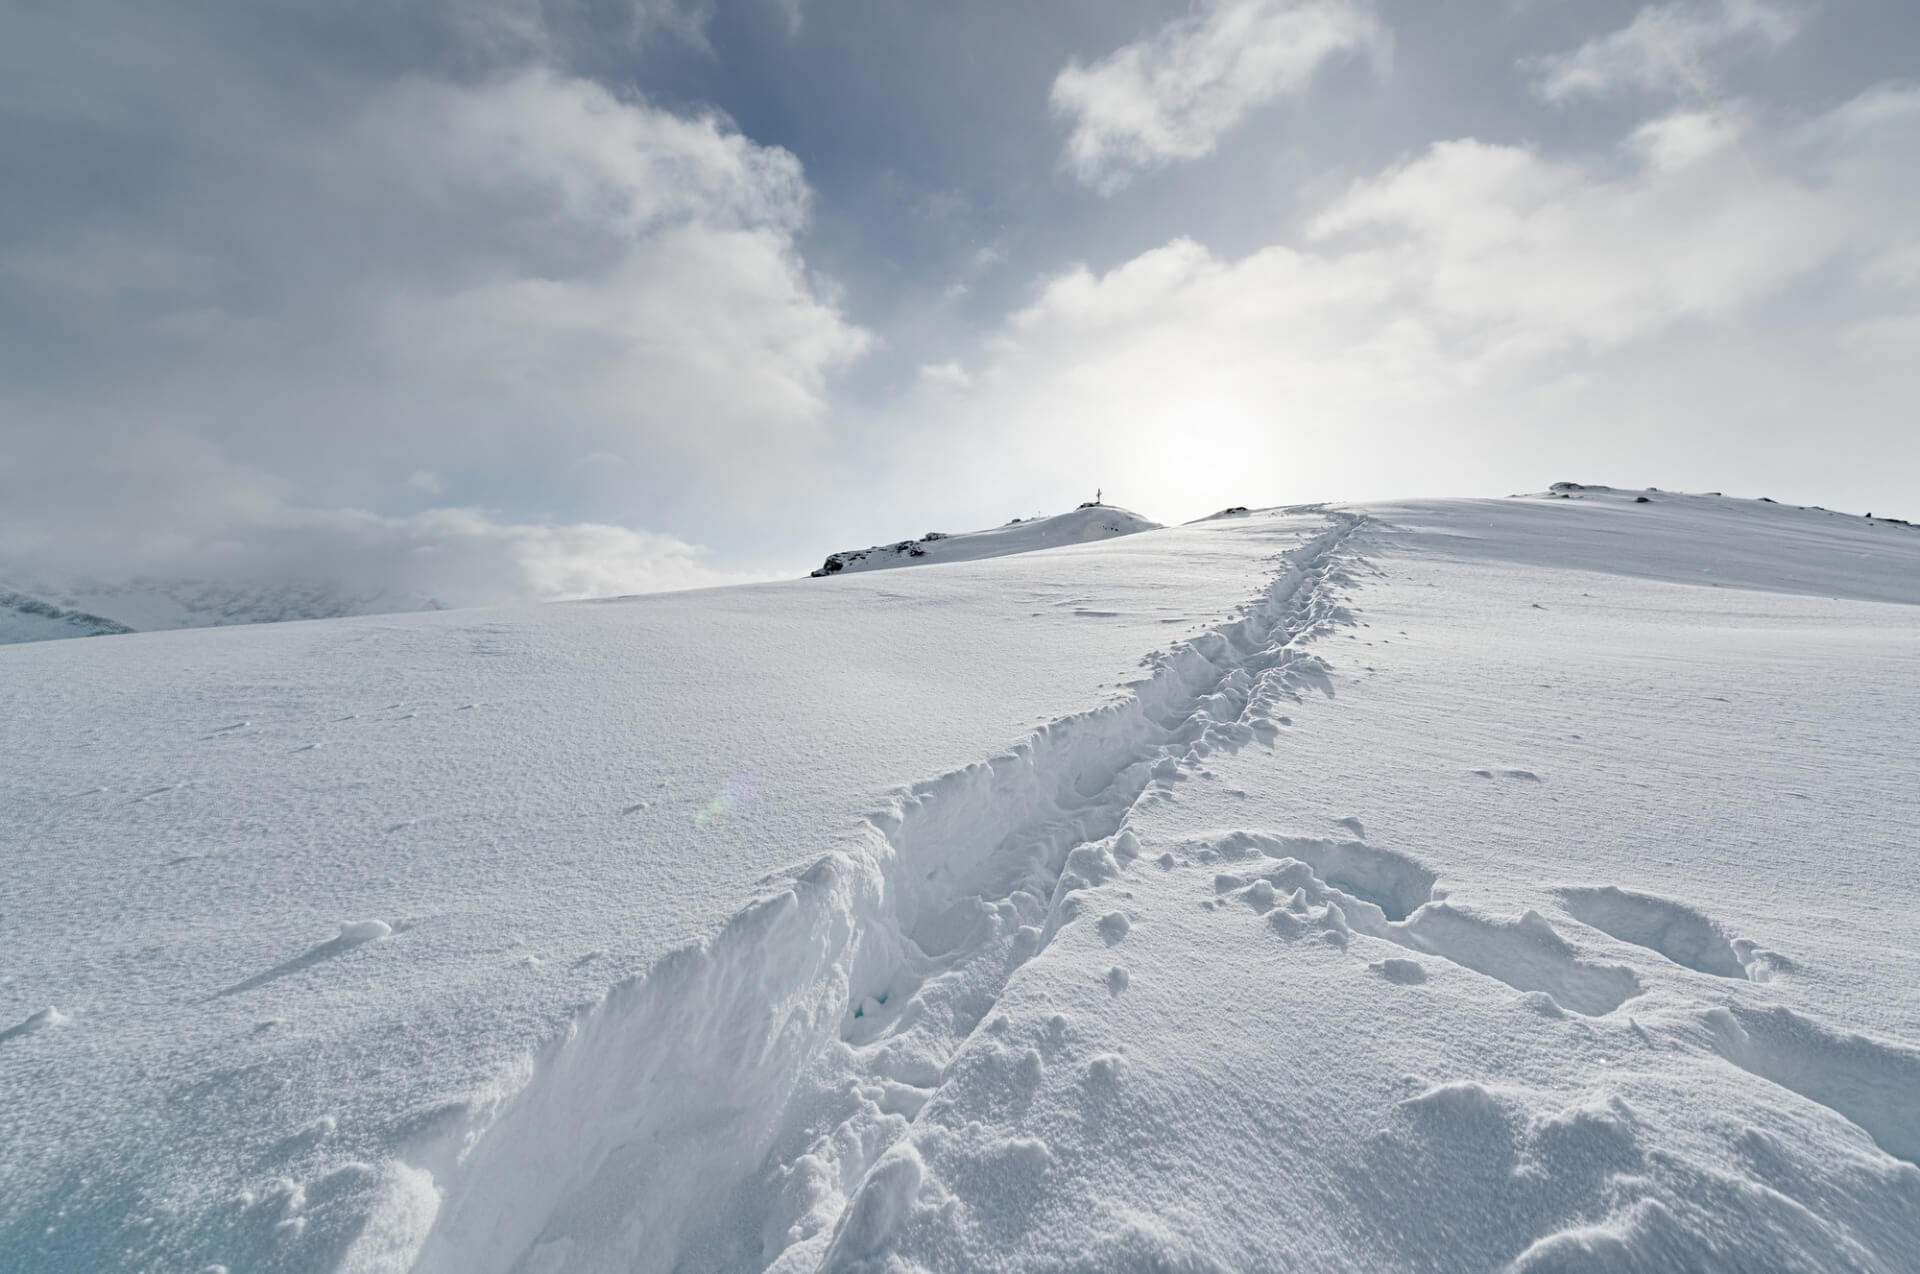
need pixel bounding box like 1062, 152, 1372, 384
8, 1006, 70, 1036
1370, 958, 1428, 985
830, 1144, 924, 1258
1518, 991, 1566, 1018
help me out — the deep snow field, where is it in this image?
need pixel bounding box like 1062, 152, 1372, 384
4, 487, 1919, 1273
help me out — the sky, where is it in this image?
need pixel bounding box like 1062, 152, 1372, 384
1, 0, 1915, 606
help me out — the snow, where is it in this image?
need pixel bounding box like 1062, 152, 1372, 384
4, 487, 1919, 1272
0, 517, 1278, 1272
809, 504, 1160, 576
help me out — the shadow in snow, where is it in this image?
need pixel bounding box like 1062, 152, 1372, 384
214, 926, 388, 998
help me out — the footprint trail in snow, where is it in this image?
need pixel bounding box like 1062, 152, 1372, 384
385, 498, 1920, 1274
403, 513, 1367, 1274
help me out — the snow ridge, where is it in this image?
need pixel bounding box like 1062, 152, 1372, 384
393, 512, 1365, 1274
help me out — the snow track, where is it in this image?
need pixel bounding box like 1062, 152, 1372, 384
396, 513, 1365, 1274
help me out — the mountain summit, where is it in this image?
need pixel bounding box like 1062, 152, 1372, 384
811, 504, 1161, 577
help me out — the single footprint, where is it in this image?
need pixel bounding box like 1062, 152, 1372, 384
1705, 1004, 1920, 1165
1212, 832, 1437, 923
1369, 958, 1428, 985
1392, 906, 1640, 1017
1557, 886, 1759, 980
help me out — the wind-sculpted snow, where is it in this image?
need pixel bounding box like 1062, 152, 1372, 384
403, 513, 1365, 1273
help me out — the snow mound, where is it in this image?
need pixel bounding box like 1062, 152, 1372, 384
0, 1006, 70, 1042
810, 505, 1161, 577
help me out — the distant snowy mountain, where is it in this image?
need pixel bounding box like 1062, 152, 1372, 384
0, 589, 134, 643
0, 573, 443, 645
811, 503, 1161, 576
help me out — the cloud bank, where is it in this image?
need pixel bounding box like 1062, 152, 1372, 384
0, 420, 742, 611
0, 17, 868, 611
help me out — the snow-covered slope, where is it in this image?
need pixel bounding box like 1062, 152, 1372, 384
4, 489, 1919, 1274
810, 503, 1160, 576
0, 504, 1164, 646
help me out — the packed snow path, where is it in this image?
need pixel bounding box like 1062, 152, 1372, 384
404, 493, 1920, 1273
0, 512, 1290, 1273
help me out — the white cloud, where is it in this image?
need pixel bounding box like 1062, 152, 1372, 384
1304, 141, 1819, 349
1531, 0, 1805, 103
239, 507, 736, 607
1051, 0, 1387, 193
0, 421, 746, 608
369, 68, 812, 239
279, 67, 870, 468
2, 63, 868, 607
916, 361, 974, 392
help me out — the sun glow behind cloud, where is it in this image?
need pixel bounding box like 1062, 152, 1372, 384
890, 64, 1918, 522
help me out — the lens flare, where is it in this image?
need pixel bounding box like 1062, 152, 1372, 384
694, 773, 758, 827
